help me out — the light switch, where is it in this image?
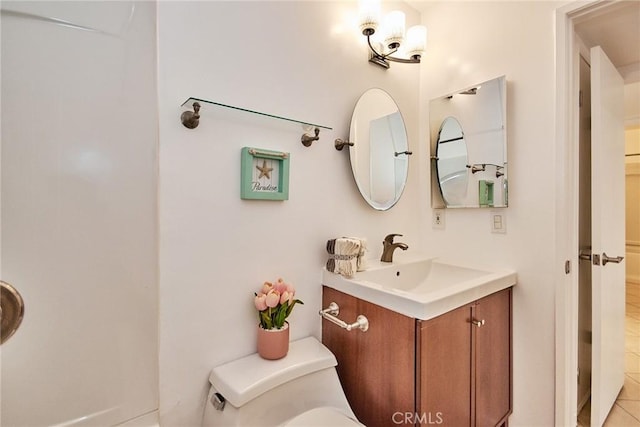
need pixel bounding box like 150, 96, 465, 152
491, 210, 506, 234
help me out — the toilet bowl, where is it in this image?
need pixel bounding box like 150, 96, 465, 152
202, 336, 363, 426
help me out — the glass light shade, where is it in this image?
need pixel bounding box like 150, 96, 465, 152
358, 0, 381, 35
405, 25, 427, 59
383, 10, 405, 49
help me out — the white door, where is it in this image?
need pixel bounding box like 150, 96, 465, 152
1, 3, 158, 426
590, 45, 626, 427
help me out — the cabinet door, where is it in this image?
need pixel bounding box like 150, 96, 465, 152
474, 288, 512, 426
322, 287, 416, 427
417, 304, 473, 427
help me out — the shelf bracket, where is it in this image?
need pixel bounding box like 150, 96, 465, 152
301, 127, 320, 147
181, 102, 201, 129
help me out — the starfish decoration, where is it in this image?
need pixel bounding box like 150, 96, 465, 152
256, 160, 273, 179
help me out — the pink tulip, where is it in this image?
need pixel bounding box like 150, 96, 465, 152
254, 293, 268, 311
261, 281, 273, 294
273, 278, 288, 294
275, 278, 296, 296
280, 290, 292, 305
265, 290, 280, 308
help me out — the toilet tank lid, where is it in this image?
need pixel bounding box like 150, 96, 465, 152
209, 336, 337, 408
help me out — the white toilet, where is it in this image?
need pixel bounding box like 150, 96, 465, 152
202, 336, 363, 426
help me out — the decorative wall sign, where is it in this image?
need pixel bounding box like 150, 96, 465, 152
241, 147, 290, 200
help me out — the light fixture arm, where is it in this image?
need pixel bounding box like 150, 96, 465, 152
366, 34, 420, 68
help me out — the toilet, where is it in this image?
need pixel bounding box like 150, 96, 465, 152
202, 336, 363, 426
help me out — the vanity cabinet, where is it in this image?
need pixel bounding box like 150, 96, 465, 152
417, 287, 512, 427
321, 286, 512, 427
321, 287, 416, 427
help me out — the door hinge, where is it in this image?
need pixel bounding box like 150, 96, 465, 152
565, 260, 571, 274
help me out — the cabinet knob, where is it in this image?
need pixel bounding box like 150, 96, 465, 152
470, 319, 485, 327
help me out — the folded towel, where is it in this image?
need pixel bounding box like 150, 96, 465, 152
355, 238, 367, 272
326, 237, 367, 278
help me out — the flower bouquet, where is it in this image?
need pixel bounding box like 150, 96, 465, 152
253, 278, 303, 359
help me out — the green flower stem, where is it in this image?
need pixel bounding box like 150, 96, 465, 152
258, 299, 304, 330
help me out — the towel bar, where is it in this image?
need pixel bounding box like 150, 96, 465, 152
319, 302, 369, 332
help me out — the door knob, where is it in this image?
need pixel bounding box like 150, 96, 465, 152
1, 280, 25, 344
602, 253, 624, 266
470, 319, 485, 328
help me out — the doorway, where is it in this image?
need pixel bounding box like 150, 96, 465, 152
575, 52, 639, 427
555, 1, 640, 426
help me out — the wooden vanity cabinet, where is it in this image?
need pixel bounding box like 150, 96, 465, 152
474, 288, 512, 427
417, 302, 472, 426
322, 286, 512, 427
417, 288, 512, 427
321, 287, 416, 427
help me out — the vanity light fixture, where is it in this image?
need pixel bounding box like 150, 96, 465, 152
459, 87, 480, 95
358, 0, 427, 69
446, 86, 481, 99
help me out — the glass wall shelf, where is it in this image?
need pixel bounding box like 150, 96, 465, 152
181, 97, 332, 131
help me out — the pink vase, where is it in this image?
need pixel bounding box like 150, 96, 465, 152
257, 322, 289, 360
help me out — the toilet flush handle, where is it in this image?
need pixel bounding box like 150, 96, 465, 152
211, 393, 226, 411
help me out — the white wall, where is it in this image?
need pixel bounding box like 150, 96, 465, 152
158, 1, 574, 425
417, 2, 563, 425
157, 2, 422, 425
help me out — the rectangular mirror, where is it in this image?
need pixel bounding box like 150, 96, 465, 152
430, 76, 507, 208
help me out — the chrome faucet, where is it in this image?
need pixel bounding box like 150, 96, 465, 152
381, 234, 408, 263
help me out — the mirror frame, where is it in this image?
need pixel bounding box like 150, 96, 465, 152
430, 76, 507, 208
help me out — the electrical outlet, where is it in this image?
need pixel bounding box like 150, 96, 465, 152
433, 209, 445, 229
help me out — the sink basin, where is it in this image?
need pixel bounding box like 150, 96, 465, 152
321, 255, 516, 320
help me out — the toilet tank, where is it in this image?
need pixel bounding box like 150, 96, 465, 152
202, 337, 356, 426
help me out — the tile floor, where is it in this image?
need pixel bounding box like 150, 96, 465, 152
578, 281, 640, 426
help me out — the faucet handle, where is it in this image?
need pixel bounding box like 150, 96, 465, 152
383, 233, 403, 244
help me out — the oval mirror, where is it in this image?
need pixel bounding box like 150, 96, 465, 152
348, 88, 409, 210
436, 117, 469, 205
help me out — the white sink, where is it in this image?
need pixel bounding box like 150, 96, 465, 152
321, 255, 516, 320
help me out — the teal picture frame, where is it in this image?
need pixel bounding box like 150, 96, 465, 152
479, 180, 495, 207
241, 147, 290, 200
